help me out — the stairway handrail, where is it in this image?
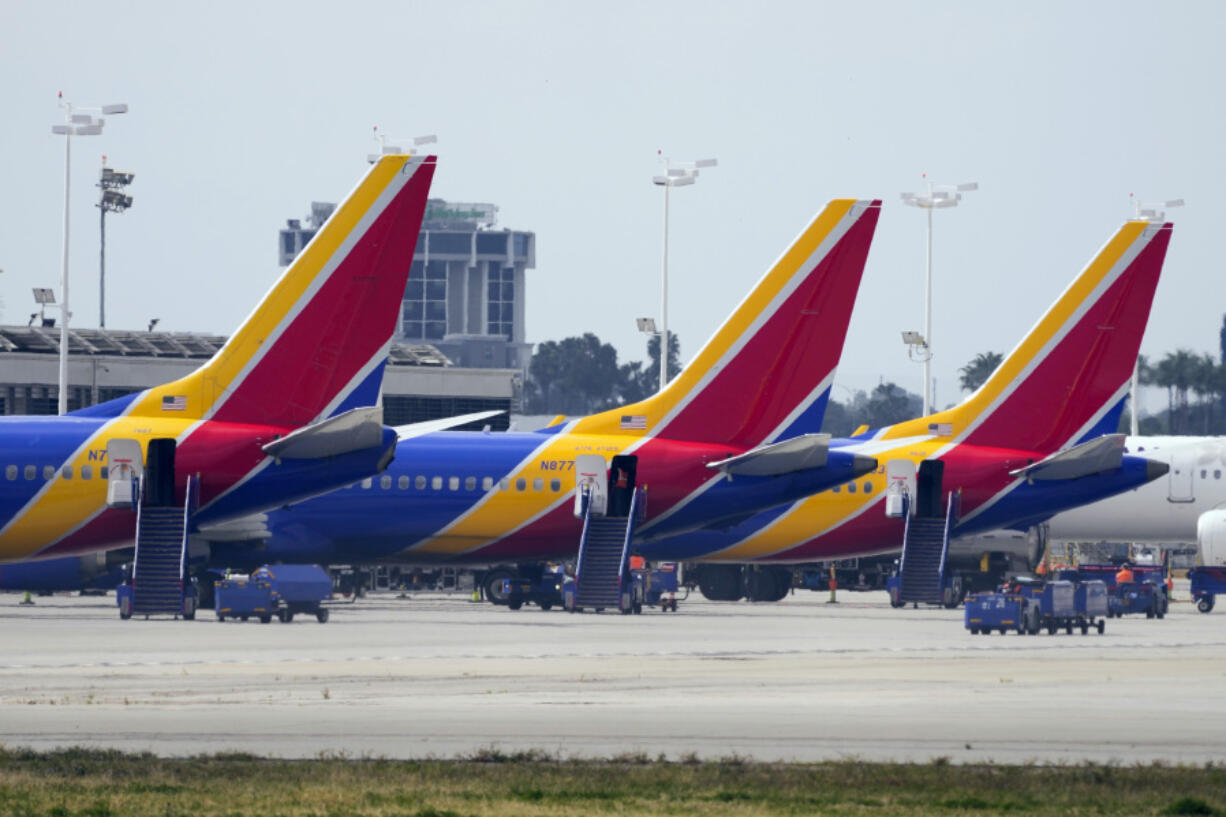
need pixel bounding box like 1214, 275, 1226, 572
937, 490, 959, 583
179, 474, 197, 584
897, 492, 912, 577
574, 484, 593, 590
618, 487, 644, 581
132, 475, 145, 582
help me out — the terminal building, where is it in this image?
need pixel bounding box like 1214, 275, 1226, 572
0, 196, 533, 430
0, 327, 515, 430
279, 198, 535, 376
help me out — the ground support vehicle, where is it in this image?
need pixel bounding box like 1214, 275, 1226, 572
1109, 582, 1166, 618
215, 564, 332, 623
1073, 580, 1109, 634
1056, 565, 1168, 620
1189, 566, 1226, 613
1015, 579, 1078, 634
633, 563, 685, 612
116, 577, 198, 621
964, 591, 1037, 635
500, 571, 568, 611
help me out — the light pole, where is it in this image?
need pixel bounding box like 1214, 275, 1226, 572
652, 156, 716, 392
367, 126, 437, 163
98, 160, 134, 328
50, 93, 127, 414
900, 179, 977, 416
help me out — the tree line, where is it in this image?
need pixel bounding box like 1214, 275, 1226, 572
523, 315, 1226, 436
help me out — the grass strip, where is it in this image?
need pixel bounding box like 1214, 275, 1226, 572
0, 747, 1223, 816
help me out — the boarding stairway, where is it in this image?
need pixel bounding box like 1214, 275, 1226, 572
572, 487, 644, 612
129, 459, 197, 618
897, 491, 958, 604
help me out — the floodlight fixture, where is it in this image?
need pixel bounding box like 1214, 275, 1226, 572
899, 177, 978, 415
653, 153, 718, 391
636, 317, 658, 334
50, 94, 129, 413
32, 287, 55, 305
901, 330, 926, 346
413, 134, 438, 146
370, 126, 437, 162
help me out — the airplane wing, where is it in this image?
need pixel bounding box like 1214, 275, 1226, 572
706, 433, 831, 476
393, 410, 506, 441
1008, 434, 1126, 481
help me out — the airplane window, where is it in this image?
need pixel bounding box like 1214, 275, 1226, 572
398, 475, 409, 490
1202, 470, 1208, 480
832, 485, 841, 493
533, 478, 544, 491
415, 475, 426, 490
432, 476, 443, 490
361, 478, 372, 489
81, 465, 93, 480
43, 465, 55, 480
515, 478, 526, 491
550, 478, 561, 492
863, 481, 872, 493
62, 466, 73, 479
482, 477, 494, 491
100, 466, 108, 479
380, 475, 392, 490
23, 465, 35, 480
4, 465, 15, 481
1216, 470, 1222, 480
848, 482, 857, 493
448, 476, 459, 491
499, 478, 510, 491
465, 476, 476, 491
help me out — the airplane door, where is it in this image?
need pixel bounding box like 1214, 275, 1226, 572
1169, 454, 1194, 504
885, 460, 916, 518
916, 459, 945, 518
105, 439, 144, 509
573, 454, 608, 518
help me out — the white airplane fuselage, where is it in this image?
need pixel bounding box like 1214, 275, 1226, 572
1048, 436, 1226, 544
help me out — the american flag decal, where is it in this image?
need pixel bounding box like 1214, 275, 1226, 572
162, 395, 186, 411
620, 415, 646, 430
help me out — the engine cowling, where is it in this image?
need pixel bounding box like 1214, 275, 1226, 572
1197, 509, 1226, 567
946, 524, 1046, 575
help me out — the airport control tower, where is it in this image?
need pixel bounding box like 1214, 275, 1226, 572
279, 198, 535, 377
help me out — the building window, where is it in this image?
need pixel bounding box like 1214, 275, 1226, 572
487, 263, 514, 338
403, 260, 448, 340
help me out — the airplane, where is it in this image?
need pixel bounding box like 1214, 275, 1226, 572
2, 205, 1178, 609
0, 152, 437, 565
1046, 435, 1226, 547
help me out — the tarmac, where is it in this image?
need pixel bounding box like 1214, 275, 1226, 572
1, 583, 1223, 764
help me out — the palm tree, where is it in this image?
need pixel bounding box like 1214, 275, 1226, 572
958, 352, 1003, 393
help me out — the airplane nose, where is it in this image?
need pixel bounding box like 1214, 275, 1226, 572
1145, 458, 1170, 481
852, 455, 878, 479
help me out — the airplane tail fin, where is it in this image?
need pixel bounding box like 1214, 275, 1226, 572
886, 217, 1173, 453
141, 154, 436, 428
578, 198, 881, 447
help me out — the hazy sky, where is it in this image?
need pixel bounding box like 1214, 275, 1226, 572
1, 1, 1221, 416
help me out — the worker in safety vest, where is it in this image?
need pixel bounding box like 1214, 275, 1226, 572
1115, 563, 1135, 585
